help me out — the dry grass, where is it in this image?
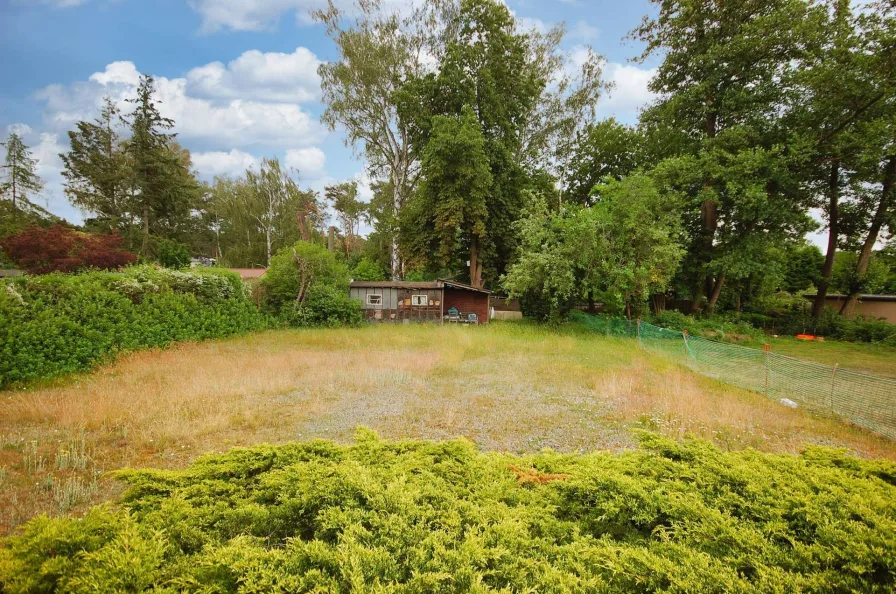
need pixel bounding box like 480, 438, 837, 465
2, 322, 894, 535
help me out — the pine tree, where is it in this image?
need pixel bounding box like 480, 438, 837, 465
0, 133, 44, 210
125, 74, 198, 256
61, 96, 135, 246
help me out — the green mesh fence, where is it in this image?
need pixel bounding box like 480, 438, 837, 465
582, 317, 896, 440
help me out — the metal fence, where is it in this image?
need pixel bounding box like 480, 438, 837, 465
580, 316, 896, 440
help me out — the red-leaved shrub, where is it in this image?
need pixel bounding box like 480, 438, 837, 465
0, 225, 137, 274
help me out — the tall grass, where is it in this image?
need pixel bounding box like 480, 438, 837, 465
1, 323, 893, 535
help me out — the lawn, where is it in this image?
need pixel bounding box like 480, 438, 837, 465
1, 322, 894, 536
747, 335, 896, 378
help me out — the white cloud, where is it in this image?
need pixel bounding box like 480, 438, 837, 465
6, 123, 33, 136
600, 62, 657, 119
36, 59, 325, 149
32, 133, 65, 178
6, 127, 78, 222
186, 47, 321, 103
192, 149, 259, 178
284, 147, 326, 178
187, 0, 424, 33
570, 20, 599, 42
517, 16, 550, 35
187, 0, 325, 32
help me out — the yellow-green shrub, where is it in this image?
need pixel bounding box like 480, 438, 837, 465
2, 431, 895, 592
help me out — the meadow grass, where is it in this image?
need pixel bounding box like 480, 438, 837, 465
742, 335, 896, 378
1, 321, 894, 535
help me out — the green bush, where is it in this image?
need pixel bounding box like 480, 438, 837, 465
637, 311, 765, 342
283, 284, 363, 328
156, 239, 191, 270
260, 242, 360, 327
2, 431, 895, 592
0, 266, 267, 387
351, 258, 387, 281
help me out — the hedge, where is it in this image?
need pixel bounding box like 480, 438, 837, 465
0, 266, 267, 387
2, 431, 895, 592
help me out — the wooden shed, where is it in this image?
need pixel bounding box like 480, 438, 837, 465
349, 280, 491, 324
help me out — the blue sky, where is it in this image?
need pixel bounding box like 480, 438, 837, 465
1, 0, 661, 226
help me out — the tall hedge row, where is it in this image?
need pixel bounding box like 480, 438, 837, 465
2, 431, 895, 592
0, 266, 267, 387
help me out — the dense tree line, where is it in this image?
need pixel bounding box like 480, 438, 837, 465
316, 0, 895, 320
2, 0, 894, 324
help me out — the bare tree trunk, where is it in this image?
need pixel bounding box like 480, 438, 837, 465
813, 159, 841, 319
706, 272, 726, 311
691, 195, 719, 313
391, 182, 402, 280
840, 153, 896, 316
469, 236, 483, 289
265, 227, 272, 268
141, 202, 150, 256
691, 110, 719, 314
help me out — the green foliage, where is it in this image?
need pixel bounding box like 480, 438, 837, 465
3, 432, 896, 592
563, 118, 645, 206
156, 239, 190, 270
259, 241, 359, 327
504, 176, 683, 321
782, 243, 825, 293
1, 133, 44, 210
325, 181, 366, 259
351, 258, 386, 282
0, 266, 266, 387
648, 311, 766, 343
282, 284, 363, 328
831, 252, 891, 296
410, 105, 492, 285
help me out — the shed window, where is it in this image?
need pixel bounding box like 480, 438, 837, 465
411, 294, 428, 306
366, 294, 383, 306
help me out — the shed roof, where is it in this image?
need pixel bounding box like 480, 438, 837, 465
350, 279, 491, 294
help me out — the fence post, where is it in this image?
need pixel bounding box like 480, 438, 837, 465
763, 343, 770, 395
682, 330, 689, 360
830, 364, 839, 412
637, 318, 642, 348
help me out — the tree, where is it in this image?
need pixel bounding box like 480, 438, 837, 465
126, 74, 200, 256
503, 175, 683, 320
633, 0, 820, 311
413, 106, 492, 288
396, 0, 605, 286
60, 96, 135, 246
0, 225, 136, 274
315, 0, 442, 279
261, 241, 350, 309
831, 251, 890, 296
325, 181, 366, 259
1, 133, 44, 211
835, 2, 896, 315
782, 243, 825, 294
157, 239, 191, 269
351, 258, 387, 281
245, 158, 316, 267
563, 119, 645, 206
208, 160, 322, 268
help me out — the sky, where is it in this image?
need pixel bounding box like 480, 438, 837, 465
0, 0, 665, 230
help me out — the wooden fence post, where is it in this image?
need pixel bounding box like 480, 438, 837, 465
763, 343, 770, 395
